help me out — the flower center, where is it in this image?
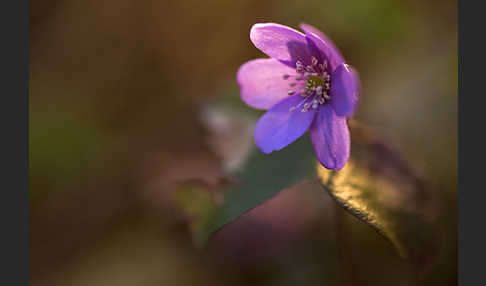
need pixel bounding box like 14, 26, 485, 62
283, 56, 331, 112
306, 76, 325, 88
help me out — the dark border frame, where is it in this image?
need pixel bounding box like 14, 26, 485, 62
1, 0, 29, 284
458, 0, 483, 285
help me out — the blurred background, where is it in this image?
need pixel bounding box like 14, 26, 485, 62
30, 0, 457, 285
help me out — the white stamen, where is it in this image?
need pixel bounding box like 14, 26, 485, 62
296, 61, 304, 73
285, 57, 333, 111
305, 65, 315, 73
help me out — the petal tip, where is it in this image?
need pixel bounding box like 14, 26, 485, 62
254, 133, 274, 154
249, 23, 308, 65
309, 105, 350, 172
319, 159, 347, 171
235, 58, 297, 110
235, 60, 250, 86
249, 23, 281, 41
298, 23, 316, 35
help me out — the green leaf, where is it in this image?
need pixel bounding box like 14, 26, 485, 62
172, 100, 318, 246
317, 121, 429, 258
177, 99, 431, 262
193, 135, 317, 245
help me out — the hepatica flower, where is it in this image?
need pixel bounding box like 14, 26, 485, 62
237, 23, 360, 170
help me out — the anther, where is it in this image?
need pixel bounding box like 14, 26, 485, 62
289, 57, 333, 109
305, 66, 315, 73
296, 61, 304, 73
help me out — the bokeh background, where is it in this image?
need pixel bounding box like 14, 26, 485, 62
30, 0, 457, 285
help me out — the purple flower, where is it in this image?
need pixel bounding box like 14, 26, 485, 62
236, 23, 360, 170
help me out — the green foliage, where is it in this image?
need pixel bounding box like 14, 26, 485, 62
194, 135, 317, 244
177, 103, 432, 263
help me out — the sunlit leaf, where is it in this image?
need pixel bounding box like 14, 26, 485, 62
317, 121, 429, 258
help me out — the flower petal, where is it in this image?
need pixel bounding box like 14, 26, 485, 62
330, 64, 360, 117
250, 23, 312, 67
299, 23, 345, 67
237, 58, 301, 110
309, 104, 350, 170
254, 95, 317, 154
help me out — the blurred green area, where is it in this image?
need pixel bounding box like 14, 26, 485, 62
30, 0, 457, 285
